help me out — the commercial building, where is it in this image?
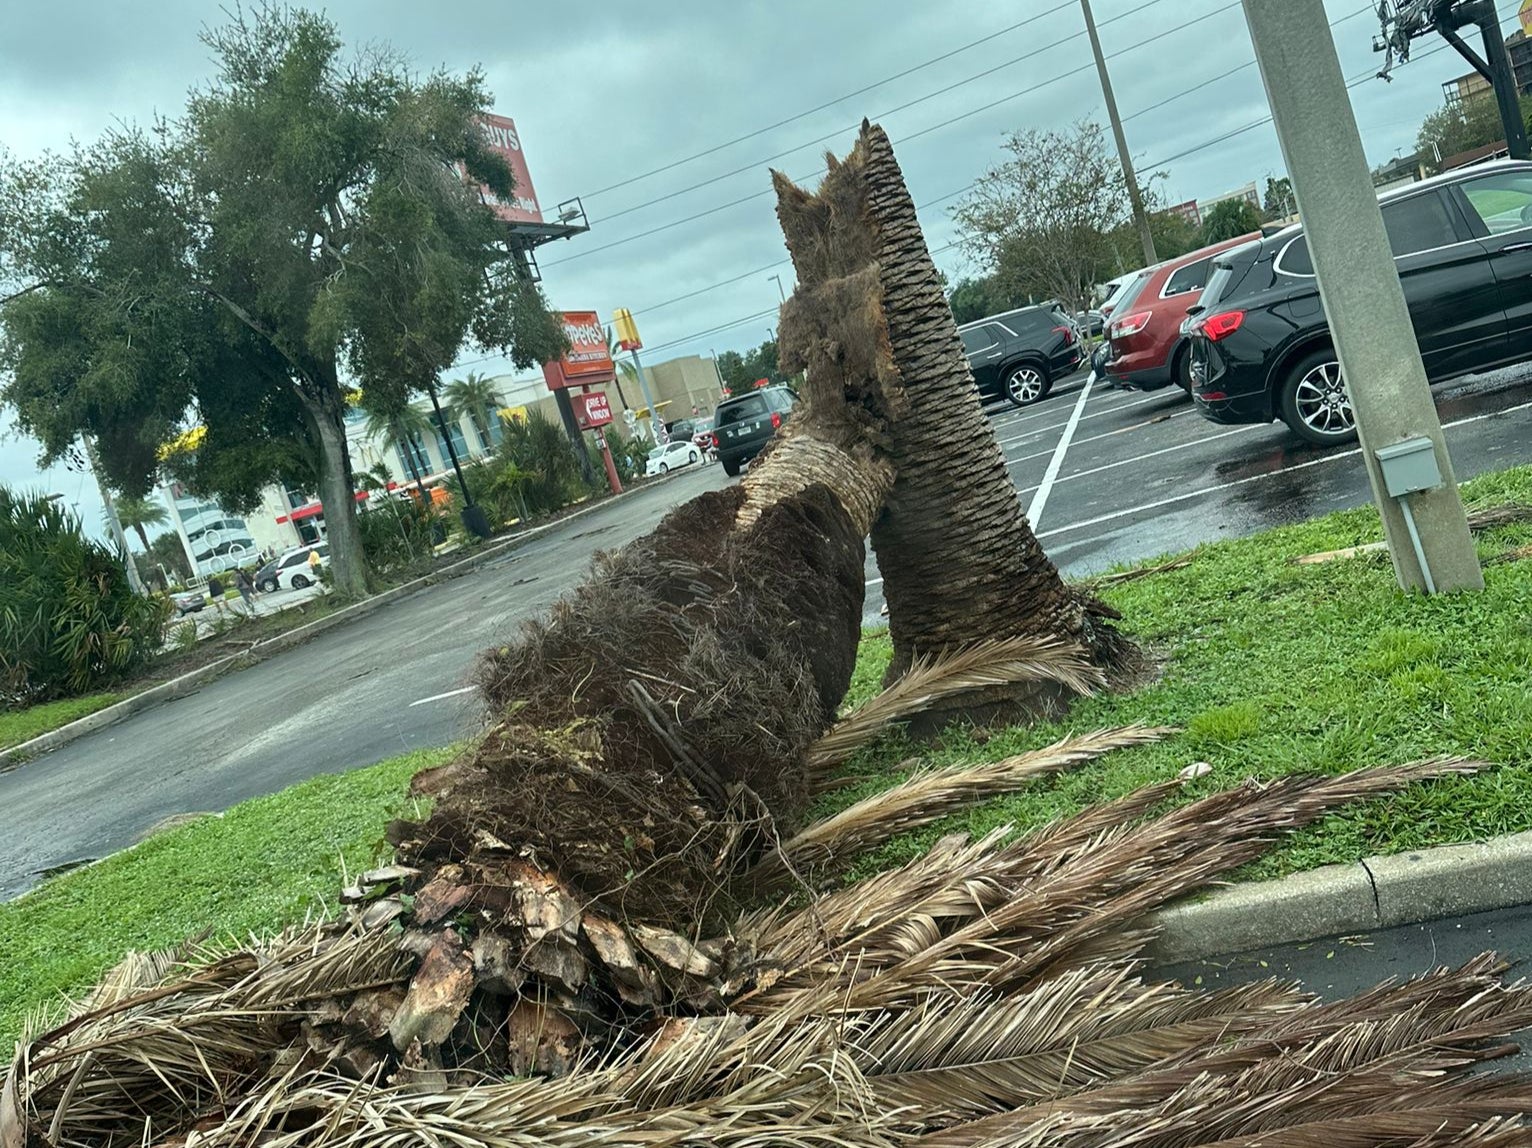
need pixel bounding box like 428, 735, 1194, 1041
1442, 29, 1532, 103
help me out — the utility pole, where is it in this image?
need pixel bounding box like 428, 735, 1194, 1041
768, 273, 787, 303
628, 347, 667, 442
1243, 0, 1481, 594
1080, 0, 1157, 267
80, 434, 146, 595
426, 382, 490, 539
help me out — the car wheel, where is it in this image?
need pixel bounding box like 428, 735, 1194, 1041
291, 574, 310, 589
659, 462, 669, 474
1279, 350, 1356, 445
1004, 363, 1048, 407
721, 456, 741, 477
1172, 347, 1193, 395
260, 579, 277, 593
688, 448, 699, 463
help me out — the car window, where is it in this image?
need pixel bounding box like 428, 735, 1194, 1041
717, 395, 768, 426
1459, 170, 1532, 235
1382, 191, 1459, 255
1163, 257, 1213, 297
960, 328, 995, 353
1276, 235, 1313, 276
280, 552, 305, 568
767, 389, 795, 411
1112, 270, 1155, 313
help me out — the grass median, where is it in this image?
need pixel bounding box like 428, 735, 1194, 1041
3, 464, 1531, 1046
0, 694, 124, 752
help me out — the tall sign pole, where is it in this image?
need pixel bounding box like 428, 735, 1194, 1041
1243, 0, 1480, 594
1080, 0, 1157, 267
613, 308, 667, 443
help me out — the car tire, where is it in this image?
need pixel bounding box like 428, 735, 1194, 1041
688, 448, 699, 464
1278, 348, 1356, 445
721, 456, 741, 477
1003, 362, 1049, 407
291, 574, 310, 590
1172, 346, 1193, 395
659, 462, 669, 474
260, 579, 277, 593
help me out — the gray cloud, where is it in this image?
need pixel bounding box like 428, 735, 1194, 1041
0, 0, 1483, 499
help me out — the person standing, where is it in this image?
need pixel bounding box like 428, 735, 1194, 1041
206, 574, 225, 615
234, 568, 257, 614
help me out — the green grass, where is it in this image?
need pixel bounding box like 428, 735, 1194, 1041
835, 464, 1532, 885
0, 694, 123, 751
0, 745, 452, 1045
4, 465, 1532, 1047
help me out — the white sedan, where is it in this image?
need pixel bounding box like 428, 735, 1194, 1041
645, 439, 702, 476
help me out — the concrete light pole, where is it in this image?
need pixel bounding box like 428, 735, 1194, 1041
80, 434, 146, 595
1080, 0, 1157, 268
1242, 0, 1481, 594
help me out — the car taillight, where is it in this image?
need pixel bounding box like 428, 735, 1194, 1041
770, 411, 782, 429
1202, 310, 1245, 341
1112, 312, 1151, 338
710, 432, 719, 448
1051, 324, 1075, 345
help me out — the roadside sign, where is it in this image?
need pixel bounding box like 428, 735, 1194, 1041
574, 391, 613, 430
1523, 0, 1532, 36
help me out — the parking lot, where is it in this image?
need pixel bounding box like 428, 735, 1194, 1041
861, 362, 1532, 624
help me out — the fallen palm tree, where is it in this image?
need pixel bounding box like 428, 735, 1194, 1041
6, 123, 1531, 1148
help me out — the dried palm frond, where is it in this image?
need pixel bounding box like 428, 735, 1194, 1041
756, 726, 1171, 881
1077, 556, 1193, 588
805, 636, 1105, 777
1467, 501, 1532, 531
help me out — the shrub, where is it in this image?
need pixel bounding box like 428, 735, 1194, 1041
356, 497, 437, 575
495, 413, 586, 516
0, 488, 167, 703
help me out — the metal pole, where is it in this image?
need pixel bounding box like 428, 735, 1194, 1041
80, 434, 146, 595
768, 274, 787, 302
629, 347, 667, 442
1475, 2, 1530, 160
1242, 0, 1481, 593
1080, 0, 1157, 269
426, 382, 490, 539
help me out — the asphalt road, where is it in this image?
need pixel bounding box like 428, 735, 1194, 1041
5, 362, 1532, 898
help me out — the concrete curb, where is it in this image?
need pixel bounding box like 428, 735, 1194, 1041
0, 484, 653, 771
1144, 829, 1532, 965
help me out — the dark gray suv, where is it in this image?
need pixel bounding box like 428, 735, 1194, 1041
713, 385, 796, 476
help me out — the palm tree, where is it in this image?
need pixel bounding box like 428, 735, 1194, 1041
111, 494, 170, 552
605, 326, 633, 410
830, 124, 1130, 710
442, 372, 502, 454
361, 403, 434, 487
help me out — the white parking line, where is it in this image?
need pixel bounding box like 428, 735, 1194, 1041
1035, 397, 1532, 539
1006, 410, 1194, 469
408, 685, 477, 707
996, 392, 1168, 447
1027, 371, 1096, 528
1016, 425, 1259, 496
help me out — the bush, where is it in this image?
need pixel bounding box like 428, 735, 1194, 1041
356, 497, 437, 575
0, 488, 167, 703
604, 424, 652, 481
494, 413, 587, 516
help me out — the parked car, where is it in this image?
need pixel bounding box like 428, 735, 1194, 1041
1188, 159, 1532, 444
714, 385, 796, 476
270, 543, 329, 590
645, 439, 702, 476
1105, 233, 1259, 393
172, 590, 205, 616
690, 416, 715, 452
254, 556, 282, 593
959, 304, 1085, 407
1075, 309, 1106, 337
1097, 271, 1140, 320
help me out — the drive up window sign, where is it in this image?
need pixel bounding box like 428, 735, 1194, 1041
575, 392, 613, 429
463, 113, 542, 225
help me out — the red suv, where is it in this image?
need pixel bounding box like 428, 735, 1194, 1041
1106, 232, 1260, 392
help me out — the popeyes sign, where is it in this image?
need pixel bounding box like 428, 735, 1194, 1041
543, 310, 616, 391
463, 113, 542, 225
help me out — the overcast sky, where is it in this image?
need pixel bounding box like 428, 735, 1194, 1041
0, 0, 1503, 535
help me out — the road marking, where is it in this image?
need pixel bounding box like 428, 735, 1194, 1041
1036, 397, 1532, 539
996, 392, 1168, 447
1006, 410, 1197, 470
408, 685, 477, 707
1016, 424, 1259, 495
866, 576, 884, 587
1027, 371, 1096, 528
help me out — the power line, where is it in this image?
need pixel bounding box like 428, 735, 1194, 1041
581, 0, 1079, 201
595, 2, 1171, 226
544, 0, 1241, 270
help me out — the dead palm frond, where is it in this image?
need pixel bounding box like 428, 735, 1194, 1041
806, 636, 1105, 778
1466, 501, 1532, 532
756, 726, 1171, 882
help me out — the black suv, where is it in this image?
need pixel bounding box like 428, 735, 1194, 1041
713, 385, 796, 476
1189, 160, 1532, 445
959, 304, 1084, 407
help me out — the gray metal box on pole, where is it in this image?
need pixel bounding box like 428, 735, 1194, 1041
1241, 0, 1481, 594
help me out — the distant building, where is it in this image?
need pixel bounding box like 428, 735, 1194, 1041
1372, 152, 1429, 192
1166, 198, 1202, 227
1199, 181, 1263, 218
159, 482, 263, 577
1443, 29, 1532, 103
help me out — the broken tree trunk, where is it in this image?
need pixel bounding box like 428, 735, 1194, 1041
777, 123, 1133, 713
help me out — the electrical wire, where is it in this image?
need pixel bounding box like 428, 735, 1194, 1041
582, 0, 1079, 200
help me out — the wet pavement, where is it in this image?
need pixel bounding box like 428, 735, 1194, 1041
862, 362, 1532, 623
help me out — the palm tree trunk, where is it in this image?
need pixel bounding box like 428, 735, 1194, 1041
131, 523, 150, 553
777, 124, 1132, 712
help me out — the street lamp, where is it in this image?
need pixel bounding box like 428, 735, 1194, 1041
768, 274, 787, 303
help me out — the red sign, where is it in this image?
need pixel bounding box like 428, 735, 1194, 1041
466, 114, 542, 225
574, 391, 614, 430
546, 311, 614, 389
